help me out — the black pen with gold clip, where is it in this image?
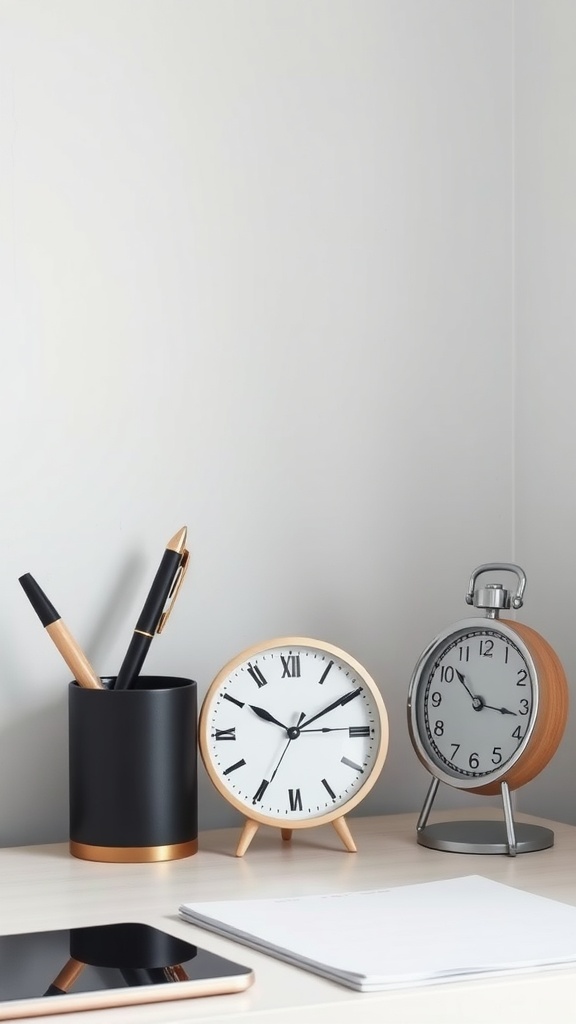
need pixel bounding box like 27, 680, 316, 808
113, 527, 190, 690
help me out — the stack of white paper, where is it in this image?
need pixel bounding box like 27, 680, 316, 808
179, 875, 576, 992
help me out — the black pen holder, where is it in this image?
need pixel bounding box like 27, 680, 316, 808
68, 676, 197, 863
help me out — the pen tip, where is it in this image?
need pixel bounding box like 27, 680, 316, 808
167, 526, 187, 553
19, 573, 60, 627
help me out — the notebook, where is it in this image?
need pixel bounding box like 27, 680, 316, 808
179, 875, 576, 992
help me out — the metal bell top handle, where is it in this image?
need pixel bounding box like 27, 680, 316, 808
465, 563, 527, 610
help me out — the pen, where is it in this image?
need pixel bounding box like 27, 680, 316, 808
18, 573, 104, 690
44, 957, 85, 996
113, 526, 190, 691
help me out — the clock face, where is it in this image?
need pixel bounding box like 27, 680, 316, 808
408, 622, 538, 788
200, 639, 388, 826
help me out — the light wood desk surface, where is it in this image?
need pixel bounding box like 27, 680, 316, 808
2, 808, 576, 1023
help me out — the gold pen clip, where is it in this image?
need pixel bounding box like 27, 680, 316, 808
157, 548, 190, 634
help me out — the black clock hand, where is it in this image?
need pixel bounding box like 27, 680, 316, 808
249, 705, 288, 730
455, 670, 477, 701
300, 726, 365, 733
482, 703, 517, 715
299, 687, 362, 729
268, 739, 292, 785
253, 713, 305, 802
455, 673, 517, 715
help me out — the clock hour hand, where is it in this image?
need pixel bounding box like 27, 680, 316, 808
248, 705, 288, 730
483, 703, 517, 715
455, 674, 517, 715
299, 687, 362, 730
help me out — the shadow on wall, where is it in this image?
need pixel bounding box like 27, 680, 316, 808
0, 697, 69, 846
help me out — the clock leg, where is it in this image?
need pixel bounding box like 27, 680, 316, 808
235, 818, 259, 857
332, 815, 357, 853
417, 776, 440, 832
281, 829, 293, 842
501, 781, 517, 857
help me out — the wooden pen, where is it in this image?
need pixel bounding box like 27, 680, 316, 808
19, 573, 103, 690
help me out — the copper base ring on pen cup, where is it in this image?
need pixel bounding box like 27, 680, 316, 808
69, 676, 197, 863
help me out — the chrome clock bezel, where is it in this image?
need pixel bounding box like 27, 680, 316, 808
407, 617, 539, 789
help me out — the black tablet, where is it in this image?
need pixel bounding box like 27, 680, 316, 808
0, 922, 254, 1019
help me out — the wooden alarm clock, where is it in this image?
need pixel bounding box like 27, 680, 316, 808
199, 637, 389, 855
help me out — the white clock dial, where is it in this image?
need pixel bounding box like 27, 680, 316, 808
201, 640, 387, 824
410, 624, 537, 787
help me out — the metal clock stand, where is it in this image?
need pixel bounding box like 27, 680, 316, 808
415, 776, 554, 856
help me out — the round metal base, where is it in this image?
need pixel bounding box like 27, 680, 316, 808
417, 820, 554, 855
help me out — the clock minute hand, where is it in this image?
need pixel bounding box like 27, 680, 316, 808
299, 687, 362, 730
455, 670, 477, 701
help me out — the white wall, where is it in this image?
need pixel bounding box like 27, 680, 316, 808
0, 0, 514, 845
515, 1, 576, 824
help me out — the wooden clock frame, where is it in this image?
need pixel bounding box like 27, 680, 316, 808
199, 637, 389, 856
